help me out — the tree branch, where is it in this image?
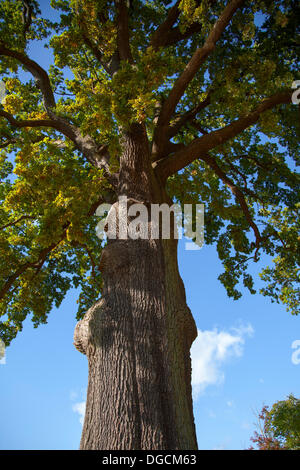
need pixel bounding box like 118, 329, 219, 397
167, 92, 211, 139
0, 43, 55, 111
115, 0, 133, 63
0, 188, 115, 302
81, 33, 118, 76
71, 241, 97, 279
150, 1, 213, 50
0, 224, 69, 302
154, 91, 292, 180
0, 137, 17, 148
221, 153, 264, 203
200, 153, 262, 259
0, 45, 116, 180
0, 215, 36, 231
153, 0, 245, 157
77, 10, 120, 77
0, 109, 60, 129
150, 1, 181, 50
0, 110, 115, 183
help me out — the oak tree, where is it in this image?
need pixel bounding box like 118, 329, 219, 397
0, 0, 299, 449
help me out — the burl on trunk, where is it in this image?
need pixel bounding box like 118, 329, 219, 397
74, 124, 198, 450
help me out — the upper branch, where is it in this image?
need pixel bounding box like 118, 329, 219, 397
153, 0, 245, 155
167, 92, 211, 140
159, 22, 203, 49
200, 153, 262, 257
0, 109, 113, 177
154, 91, 292, 180
150, 1, 211, 50
0, 109, 59, 129
150, 1, 181, 50
0, 215, 36, 231
0, 46, 116, 181
81, 33, 119, 76
0, 44, 55, 111
115, 0, 133, 63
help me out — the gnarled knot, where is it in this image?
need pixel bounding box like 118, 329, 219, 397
73, 299, 105, 355
99, 240, 130, 274
175, 307, 198, 347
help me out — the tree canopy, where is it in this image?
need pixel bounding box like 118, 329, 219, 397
250, 394, 300, 450
0, 0, 299, 345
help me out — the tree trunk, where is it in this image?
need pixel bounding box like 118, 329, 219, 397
74, 124, 198, 450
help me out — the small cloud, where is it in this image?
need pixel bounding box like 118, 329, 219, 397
191, 323, 254, 398
72, 401, 86, 425
227, 400, 234, 408
259, 378, 264, 384
71, 388, 87, 425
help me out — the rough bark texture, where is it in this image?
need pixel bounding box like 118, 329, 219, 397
74, 124, 198, 450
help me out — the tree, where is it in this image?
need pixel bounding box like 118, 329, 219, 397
0, 0, 299, 450
249, 395, 300, 450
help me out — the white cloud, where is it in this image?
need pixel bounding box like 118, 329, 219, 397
0, 338, 5, 365
71, 388, 87, 425
72, 401, 86, 425
191, 323, 254, 398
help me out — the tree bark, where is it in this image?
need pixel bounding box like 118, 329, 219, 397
74, 124, 198, 450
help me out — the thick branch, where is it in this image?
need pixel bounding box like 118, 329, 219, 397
150, 1, 208, 50
0, 111, 114, 179
0, 109, 59, 129
81, 33, 105, 66
0, 44, 55, 111
150, 1, 181, 50
0, 46, 115, 177
153, 0, 245, 157
167, 93, 211, 139
154, 91, 292, 180
164, 23, 203, 48
115, 0, 133, 63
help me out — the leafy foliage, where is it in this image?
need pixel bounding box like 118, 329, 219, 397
0, 0, 299, 345
249, 394, 300, 450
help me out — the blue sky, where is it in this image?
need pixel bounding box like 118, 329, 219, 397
0, 0, 299, 451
